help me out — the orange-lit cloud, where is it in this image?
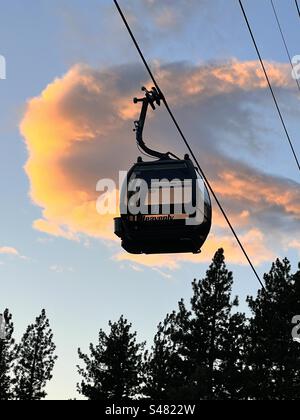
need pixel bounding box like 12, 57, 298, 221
0, 246, 27, 260
115, 228, 275, 270
20, 60, 300, 268
183, 60, 291, 96
213, 170, 300, 217
21, 65, 120, 242
0, 246, 19, 256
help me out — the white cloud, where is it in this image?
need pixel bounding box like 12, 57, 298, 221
152, 268, 173, 280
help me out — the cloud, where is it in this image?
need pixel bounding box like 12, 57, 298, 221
142, 0, 213, 30
0, 247, 19, 256
115, 227, 275, 270
20, 60, 300, 268
152, 268, 173, 280
0, 246, 27, 260
129, 264, 144, 273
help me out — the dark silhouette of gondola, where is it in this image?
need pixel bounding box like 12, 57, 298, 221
114, 87, 211, 254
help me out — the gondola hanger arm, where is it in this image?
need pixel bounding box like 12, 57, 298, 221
133, 86, 172, 160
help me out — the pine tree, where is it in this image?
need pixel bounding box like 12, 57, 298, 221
144, 312, 188, 399
145, 249, 246, 400
14, 309, 57, 400
77, 316, 145, 400
0, 309, 15, 400
186, 248, 245, 399
246, 258, 300, 400
218, 311, 248, 400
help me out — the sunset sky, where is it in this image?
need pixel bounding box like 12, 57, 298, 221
1, 0, 300, 399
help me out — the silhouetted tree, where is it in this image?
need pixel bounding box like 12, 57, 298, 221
14, 309, 57, 400
188, 248, 237, 398
77, 316, 145, 400
146, 249, 246, 400
74, 250, 300, 400
0, 309, 15, 400
218, 312, 248, 400
144, 313, 186, 399
246, 258, 300, 400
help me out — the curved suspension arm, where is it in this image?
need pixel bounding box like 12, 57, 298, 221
133, 87, 169, 160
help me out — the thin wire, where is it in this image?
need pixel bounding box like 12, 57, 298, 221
239, 0, 300, 173
270, 0, 300, 91
113, 0, 266, 291
296, 0, 300, 18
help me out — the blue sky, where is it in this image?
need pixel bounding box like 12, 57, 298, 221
0, 0, 300, 400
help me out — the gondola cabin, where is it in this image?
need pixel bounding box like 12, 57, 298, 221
114, 156, 212, 254
113, 86, 212, 255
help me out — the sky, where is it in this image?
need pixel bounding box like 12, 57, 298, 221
0, 0, 300, 400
